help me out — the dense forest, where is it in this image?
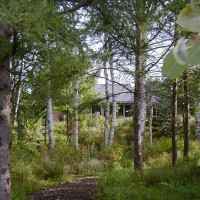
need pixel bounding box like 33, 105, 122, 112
0, 0, 200, 199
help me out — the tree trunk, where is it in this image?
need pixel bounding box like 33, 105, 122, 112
12, 62, 24, 126
133, 68, 146, 171
109, 52, 116, 146
133, 23, 147, 171
47, 97, 54, 158
104, 64, 110, 147
183, 71, 190, 157
0, 24, 11, 200
149, 94, 153, 144
196, 100, 200, 142
17, 107, 24, 140
73, 75, 79, 150
172, 79, 178, 167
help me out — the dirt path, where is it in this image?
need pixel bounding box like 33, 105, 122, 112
31, 178, 98, 200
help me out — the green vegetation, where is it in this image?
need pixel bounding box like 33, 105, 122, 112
96, 142, 200, 200
1, 1, 200, 199
11, 116, 200, 199
10, 116, 104, 199
11, 142, 72, 200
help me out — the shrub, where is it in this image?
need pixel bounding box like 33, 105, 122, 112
98, 146, 124, 169
79, 158, 104, 175
54, 121, 67, 136
33, 158, 64, 180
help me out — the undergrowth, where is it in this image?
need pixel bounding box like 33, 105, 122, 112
11, 141, 72, 200
11, 117, 200, 200
96, 141, 200, 200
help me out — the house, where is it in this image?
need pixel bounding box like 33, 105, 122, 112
92, 84, 134, 117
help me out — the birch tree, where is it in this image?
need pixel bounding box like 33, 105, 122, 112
171, 80, 178, 167
133, 22, 147, 171
109, 49, 116, 147
183, 71, 190, 157
149, 93, 153, 144
0, 0, 88, 197
11, 61, 24, 126
86, 0, 166, 170
0, 24, 12, 200
47, 96, 54, 158
73, 74, 79, 150
104, 58, 110, 147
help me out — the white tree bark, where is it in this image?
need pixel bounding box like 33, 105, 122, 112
104, 65, 110, 147
0, 24, 11, 200
133, 23, 147, 171
149, 94, 153, 144
47, 96, 54, 157
12, 62, 24, 126
109, 53, 116, 146
196, 101, 200, 142
73, 76, 79, 150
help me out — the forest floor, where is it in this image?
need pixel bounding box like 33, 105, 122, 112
30, 177, 98, 200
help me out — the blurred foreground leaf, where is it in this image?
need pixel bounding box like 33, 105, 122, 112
162, 51, 187, 79
177, 4, 200, 33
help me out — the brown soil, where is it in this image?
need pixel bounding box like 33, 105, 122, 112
31, 178, 98, 200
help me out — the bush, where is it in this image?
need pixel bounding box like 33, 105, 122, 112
54, 121, 67, 136
79, 114, 104, 149
115, 117, 133, 146
98, 146, 124, 170
33, 158, 64, 180
79, 158, 104, 175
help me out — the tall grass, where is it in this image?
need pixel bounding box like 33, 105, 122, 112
11, 141, 71, 200
96, 139, 200, 200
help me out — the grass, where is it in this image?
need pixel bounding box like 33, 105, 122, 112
96, 139, 200, 200
11, 141, 72, 200
96, 159, 200, 200
10, 118, 200, 200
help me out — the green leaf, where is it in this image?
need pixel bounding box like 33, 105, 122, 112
177, 4, 200, 33
185, 34, 200, 65
173, 37, 186, 65
162, 51, 187, 79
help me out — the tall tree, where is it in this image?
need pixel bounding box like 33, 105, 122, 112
86, 0, 166, 170
133, 22, 147, 171
196, 99, 200, 142
109, 48, 116, 146
103, 56, 110, 147
47, 96, 54, 158
0, 24, 12, 200
11, 60, 24, 126
73, 74, 79, 150
149, 92, 153, 144
172, 79, 178, 167
183, 71, 190, 157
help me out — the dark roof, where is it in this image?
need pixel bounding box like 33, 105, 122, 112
94, 84, 134, 104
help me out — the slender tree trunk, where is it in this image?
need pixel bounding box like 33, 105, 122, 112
149, 94, 153, 144
109, 52, 116, 146
73, 75, 79, 150
133, 23, 147, 171
104, 64, 110, 147
183, 72, 190, 157
172, 80, 178, 167
0, 24, 11, 200
133, 67, 146, 171
12, 63, 24, 126
196, 100, 200, 142
17, 107, 24, 140
43, 110, 47, 146
47, 97, 54, 158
